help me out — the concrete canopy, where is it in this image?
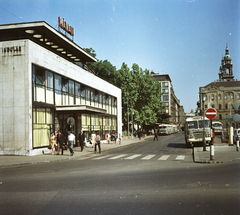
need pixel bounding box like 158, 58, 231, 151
0, 21, 97, 64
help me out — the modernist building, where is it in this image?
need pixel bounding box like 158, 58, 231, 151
198, 45, 240, 129
152, 73, 181, 127
0, 21, 122, 156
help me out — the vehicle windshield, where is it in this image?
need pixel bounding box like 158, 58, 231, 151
187, 121, 198, 129
213, 123, 222, 127
188, 120, 209, 129
198, 120, 209, 128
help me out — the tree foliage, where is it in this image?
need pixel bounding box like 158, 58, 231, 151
83, 48, 164, 128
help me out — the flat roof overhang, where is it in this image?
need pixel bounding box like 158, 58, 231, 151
0, 21, 97, 63
56, 105, 107, 114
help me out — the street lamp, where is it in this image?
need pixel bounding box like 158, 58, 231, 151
126, 75, 129, 137
200, 92, 207, 151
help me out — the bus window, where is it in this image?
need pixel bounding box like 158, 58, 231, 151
188, 121, 198, 129
198, 120, 209, 128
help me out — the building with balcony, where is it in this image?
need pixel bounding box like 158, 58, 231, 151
0, 21, 122, 156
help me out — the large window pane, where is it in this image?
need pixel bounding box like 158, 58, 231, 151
81, 85, 86, 105
37, 108, 45, 123
55, 74, 62, 91
86, 87, 90, 105
69, 80, 74, 105
46, 108, 53, 124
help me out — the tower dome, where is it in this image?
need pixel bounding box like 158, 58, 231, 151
224, 44, 231, 61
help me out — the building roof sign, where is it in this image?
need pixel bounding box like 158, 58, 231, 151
0, 21, 97, 63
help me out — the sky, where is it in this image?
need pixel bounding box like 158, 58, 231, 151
0, 0, 239, 113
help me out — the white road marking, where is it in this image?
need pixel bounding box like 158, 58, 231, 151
124, 154, 142, 160
175, 155, 185, 160
93, 155, 111, 160
158, 155, 170, 160
141, 154, 156, 160
108, 154, 128, 160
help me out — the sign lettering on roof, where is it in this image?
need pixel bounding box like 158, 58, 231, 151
58, 17, 74, 36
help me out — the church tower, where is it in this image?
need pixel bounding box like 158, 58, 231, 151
218, 44, 234, 81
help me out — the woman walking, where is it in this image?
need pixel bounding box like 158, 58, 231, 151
49, 132, 56, 155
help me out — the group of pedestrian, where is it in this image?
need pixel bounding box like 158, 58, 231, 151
49, 128, 76, 156
49, 129, 122, 156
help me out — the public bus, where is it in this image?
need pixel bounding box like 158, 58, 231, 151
158, 124, 178, 135
212, 121, 223, 135
158, 124, 172, 135
184, 116, 211, 146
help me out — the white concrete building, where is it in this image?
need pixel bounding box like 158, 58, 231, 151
0, 21, 122, 156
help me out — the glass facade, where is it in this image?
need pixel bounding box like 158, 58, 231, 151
32, 64, 118, 148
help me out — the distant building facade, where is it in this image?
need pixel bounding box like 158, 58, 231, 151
198, 45, 240, 129
152, 73, 182, 128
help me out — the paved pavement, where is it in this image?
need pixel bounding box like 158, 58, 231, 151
0, 136, 148, 167
193, 136, 240, 163
1, 135, 239, 167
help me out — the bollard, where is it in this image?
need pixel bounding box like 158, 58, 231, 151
237, 139, 239, 152
210, 144, 214, 160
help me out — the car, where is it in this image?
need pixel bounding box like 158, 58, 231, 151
233, 128, 240, 144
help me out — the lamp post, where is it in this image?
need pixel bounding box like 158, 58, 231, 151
126, 76, 129, 137
201, 92, 207, 151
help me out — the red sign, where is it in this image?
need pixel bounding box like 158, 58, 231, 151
58, 17, 74, 36
205, 108, 217, 120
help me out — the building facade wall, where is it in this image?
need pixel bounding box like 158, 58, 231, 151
199, 83, 240, 129
0, 40, 31, 155
0, 39, 122, 156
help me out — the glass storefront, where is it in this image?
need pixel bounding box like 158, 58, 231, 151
32, 64, 118, 148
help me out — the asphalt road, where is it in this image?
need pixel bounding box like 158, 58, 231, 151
1, 133, 240, 215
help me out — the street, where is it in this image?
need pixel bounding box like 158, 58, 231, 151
1, 133, 240, 215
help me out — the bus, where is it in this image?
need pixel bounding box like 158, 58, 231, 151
158, 124, 172, 135
212, 121, 223, 135
158, 124, 178, 135
184, 116, 211, 146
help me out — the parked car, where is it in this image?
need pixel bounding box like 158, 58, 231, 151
233, 128, 240, 144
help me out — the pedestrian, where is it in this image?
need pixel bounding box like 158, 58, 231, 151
67, 131, 75, 156
153, 129, 158, 141
57, 130, 65, 155
63, 128, 68, 145
79, 130, 85, 152
91, 131, 96, 148
105, 132, 110, 144
114, 131, 117, 144
118, 133, 122, 144
138, 129, 141, 140
95, 132, 101, 154
134, 130, 137, 139
49, 132, 56, 155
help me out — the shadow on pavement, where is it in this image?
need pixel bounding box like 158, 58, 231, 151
167, 143, 187, 148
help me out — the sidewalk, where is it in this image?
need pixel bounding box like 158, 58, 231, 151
0, 136, 149, 167
194, 137, 240, 164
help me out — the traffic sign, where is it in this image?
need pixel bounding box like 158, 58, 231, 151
205, 108, 217, 120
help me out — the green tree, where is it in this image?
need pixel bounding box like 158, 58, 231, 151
83, 48, 165, 130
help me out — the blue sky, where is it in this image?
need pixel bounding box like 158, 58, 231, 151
0, 0, 239, 113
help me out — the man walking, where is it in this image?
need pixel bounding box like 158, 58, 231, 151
57, 130, 65, 155
95, 132, 101, 154
79, 130, 85, 152
153, 129, 158, 141
67, 131, 75, 156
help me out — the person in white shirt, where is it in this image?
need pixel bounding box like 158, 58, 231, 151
67, 131, 75, 156
91, 131, 96, 148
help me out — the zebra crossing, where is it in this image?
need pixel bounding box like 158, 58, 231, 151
90, 153, 187, 161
